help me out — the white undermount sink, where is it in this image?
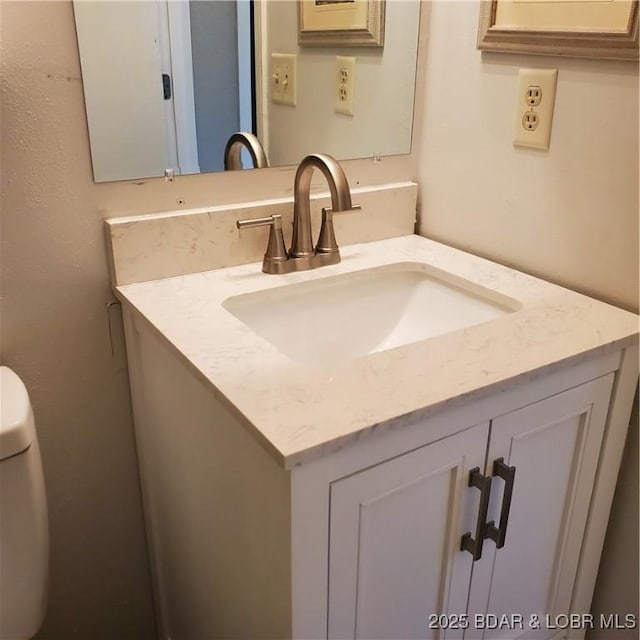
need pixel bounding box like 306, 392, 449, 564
223, 262, 520, 365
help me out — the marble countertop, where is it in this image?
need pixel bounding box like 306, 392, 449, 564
115, 235, 639, 468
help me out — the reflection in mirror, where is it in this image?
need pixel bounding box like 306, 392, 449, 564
73, 0, 421, 183
224, 132, 270, 170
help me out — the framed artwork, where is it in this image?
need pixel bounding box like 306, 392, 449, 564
298, 0, 385, 47
477, 0, 639, 60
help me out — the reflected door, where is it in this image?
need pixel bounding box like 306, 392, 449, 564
74, 0, 255, 181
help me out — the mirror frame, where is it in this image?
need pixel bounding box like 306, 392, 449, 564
298, 0, 385, 47
477, 0, 639, 60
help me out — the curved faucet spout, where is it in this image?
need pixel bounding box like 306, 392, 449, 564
224, 132, 269, 171
235, 152, 360, 274
290, 153, 354, 258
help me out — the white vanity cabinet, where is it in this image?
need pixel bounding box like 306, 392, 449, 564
466, 376, 613, 640
122, 305, 636, 640
112, 233, 639, 640
324, 375, 613, 640
121, 302, 637, 640
327, 422, 490, 640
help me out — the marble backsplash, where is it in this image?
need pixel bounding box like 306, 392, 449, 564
106, 181, 417, 286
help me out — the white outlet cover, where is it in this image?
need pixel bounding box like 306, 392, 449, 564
335, 56, 356, 117
271, 53, 297, 107
513, 68, 557, 150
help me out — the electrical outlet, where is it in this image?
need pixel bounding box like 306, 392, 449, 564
335, 56, 356, 116
514, 68, 557, 150
526, 86, 542, 107
271, 53, 297, 106
522, 111, 539, 131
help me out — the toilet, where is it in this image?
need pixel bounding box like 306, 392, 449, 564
0, 367, 49, 639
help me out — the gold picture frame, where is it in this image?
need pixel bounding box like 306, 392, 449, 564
298, 0, 385, 47
477, 0, 639, 60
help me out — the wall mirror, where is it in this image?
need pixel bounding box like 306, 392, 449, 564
73, 0, 421, 183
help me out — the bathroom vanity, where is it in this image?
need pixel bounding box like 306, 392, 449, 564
108, 192, 638, 640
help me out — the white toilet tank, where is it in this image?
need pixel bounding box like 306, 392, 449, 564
0, 367, 49, 639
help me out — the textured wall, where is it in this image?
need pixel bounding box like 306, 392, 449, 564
416, 0, 639, 630
417, 3, 638, 313
1, 3, 156, 637
590, 391, 639, 640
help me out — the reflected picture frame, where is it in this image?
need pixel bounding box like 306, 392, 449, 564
298, 0, 385, 47
477, 0, 639, 60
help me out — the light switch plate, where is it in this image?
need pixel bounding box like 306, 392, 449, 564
513, 68, 557, 150
271, 53, 297, 106
335, 56, 356, 116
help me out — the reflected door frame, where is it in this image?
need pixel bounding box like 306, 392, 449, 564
253, 0, 269, 155
160, 0, 260, 173
158, 1, 200, 175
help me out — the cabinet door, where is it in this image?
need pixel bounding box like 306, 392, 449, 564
467, 375, 614, 640
328, 422, 490, 640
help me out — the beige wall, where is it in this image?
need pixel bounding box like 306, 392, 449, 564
590, 392, 639, 640
1, 3, 155, 637
417, 3, 638, 313
416, 0, 638, 630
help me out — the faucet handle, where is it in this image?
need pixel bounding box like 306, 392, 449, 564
315, 205, 362, 255
236, 214, 288, 268
323, 204, 362, 215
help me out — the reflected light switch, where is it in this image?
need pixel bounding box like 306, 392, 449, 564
271, 53, 297, 107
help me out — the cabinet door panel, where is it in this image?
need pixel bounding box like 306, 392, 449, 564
328, 422, 490, 640
467, 375, 614, 640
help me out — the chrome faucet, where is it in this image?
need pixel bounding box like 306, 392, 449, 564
236, 153, 360, 274
223, 132, 269, 171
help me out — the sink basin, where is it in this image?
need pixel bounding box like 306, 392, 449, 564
223, 262, 520, 365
